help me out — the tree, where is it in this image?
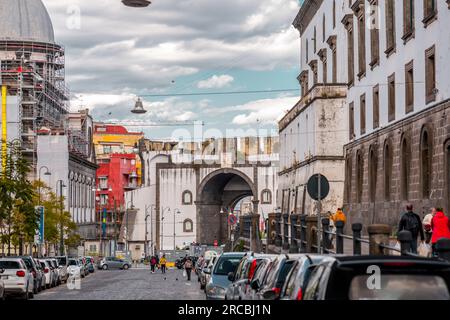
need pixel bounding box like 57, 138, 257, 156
0, 141, 36, 255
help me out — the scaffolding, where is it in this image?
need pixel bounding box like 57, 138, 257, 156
0, 40, 70, 172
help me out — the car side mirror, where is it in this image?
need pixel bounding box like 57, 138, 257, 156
227, 272, 235, 282
0, 268, 4, 274
250, 279, 260, 291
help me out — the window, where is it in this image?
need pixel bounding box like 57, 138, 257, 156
183, 219, 193, 233
373, 85, 380, 129
313, 27, 317, 53
353, 1, 366, 78
346, 154, 353, 203
425, 45, 436, 103
333, 0, 336, 28
405, 61, 414, 113
369, 0, 380, 68
401, 136, 411, 200
356, 150, 364, 203
421, 129, 432, 199
103, 145, 112, 154
182, 190, 193, 205
360, 94, 366, 135
403, 0, 415, 42
388, 73, 396, 122
423, 0, 437, 27
369, 146, 377, 203
305, 40, 309, 63
385, 0, 396, 56
343, 15, 355, 86
261, 189, 272, 204
384, 142, 392, 201
349, 102, 355, 140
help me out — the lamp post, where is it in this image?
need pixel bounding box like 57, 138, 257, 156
173, 208, 181, 251
56, 180, 67, 256
144, 204, 156, 258
126, 200, 135, 255
38, 166, 51, 205
160, 207, 170, 251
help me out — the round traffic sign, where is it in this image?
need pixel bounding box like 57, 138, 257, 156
307, 174, 330, 201
228, 214, 237, 225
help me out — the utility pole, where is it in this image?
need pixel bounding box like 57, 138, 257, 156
173, 209, 181, 251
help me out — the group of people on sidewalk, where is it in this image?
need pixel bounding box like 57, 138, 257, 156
149, 254, 167, 273
398, 204, 450, 255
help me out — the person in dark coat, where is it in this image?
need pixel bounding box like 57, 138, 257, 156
398, 204, 425, 254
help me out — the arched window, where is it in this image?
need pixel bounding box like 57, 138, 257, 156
356, 150, 364, 203
345, 153, 353, 203
261, 189, 272, 204
400, 136, 411, 200
369, 146, 377, 203
183, 219, 193, 233
384, 141, 392, 201
182, 190, 193, 205
421, 128, 432, 198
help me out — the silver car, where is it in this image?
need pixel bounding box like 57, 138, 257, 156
56, 256, 69, 283
205, 252, 246, 300
39, 259, 57, 289
0, 258, 34, 299
98, 257, 131, 270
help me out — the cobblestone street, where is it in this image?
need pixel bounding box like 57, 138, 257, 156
34, 268, 205, 300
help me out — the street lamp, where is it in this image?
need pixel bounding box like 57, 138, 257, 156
125, 201, 135, 254
173, 208, 181, 251
160, 207, 170, 251
56, 180, 67, 256
144, 204, 156, 258
38, 166, 51, 205
122, 0, 151, 8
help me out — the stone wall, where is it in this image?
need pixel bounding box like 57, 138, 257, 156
344, 100, 450, 233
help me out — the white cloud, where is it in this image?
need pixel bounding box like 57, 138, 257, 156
197, 75, 234, 89
231, 96, 298, 125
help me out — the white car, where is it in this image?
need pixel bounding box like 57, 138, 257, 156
67, 258, 82, 278
0, 268, 5, 300
39, 259, 56, 289
0, 258, 34, 299
48, 259, 61, 286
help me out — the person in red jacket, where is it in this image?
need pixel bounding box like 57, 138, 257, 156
431, 208, 450, 255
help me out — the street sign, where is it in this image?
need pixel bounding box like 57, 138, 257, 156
307, 174, 330, 201
35, 206, 44, 244
228, 214, 237, 225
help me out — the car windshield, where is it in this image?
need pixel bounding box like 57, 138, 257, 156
0, 261, 21, 269
213, 256, 242, 276
68, 260, 78, 266
57, 257, 67, 266
349, 274, 450, 300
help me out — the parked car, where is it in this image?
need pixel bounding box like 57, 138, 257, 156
18, 256, 43, 294
48, 258, 61, 286
38, 259, 55, 289
56, 256, 69, 283
240, 256, 274, 300
0, 267, 5, 300
199, 256, 217, 290
280, 255, 326, 300
225, 253, 277, 300
84, 256, 95, 273
33, 258, 46, 292
250, 254, 298, 300
0, 257, 34, 299
205, 252, 246, 300
67, 258, 82, 278
78, 258, 88, 278
98, 257, 132, 270
302, 256, 450, 300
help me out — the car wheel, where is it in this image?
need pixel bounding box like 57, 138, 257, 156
102, 264, 108, 270
123, 264, 129, 270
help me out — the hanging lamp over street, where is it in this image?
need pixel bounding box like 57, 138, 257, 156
122, 0, 151, 7
131, 97, 147, 114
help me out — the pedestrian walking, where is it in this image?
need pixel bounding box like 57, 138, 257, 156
423, 207, 436, 244
150, 256, 157, 273
184, 257, 193, 281
398, 204, 425, 254
160, 254, 167, 274
431, 208, 450, 256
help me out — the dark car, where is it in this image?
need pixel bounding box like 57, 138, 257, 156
18, 256, 43, 294
280, 255, 326, 300
225, 253, 277, 300
250, 254, 299, 300
302, 255, 450, 300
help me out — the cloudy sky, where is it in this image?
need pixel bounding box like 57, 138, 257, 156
42, 0, 301, 140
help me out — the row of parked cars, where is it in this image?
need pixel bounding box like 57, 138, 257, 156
0, 255, 95, 300
196, 252, 450, 300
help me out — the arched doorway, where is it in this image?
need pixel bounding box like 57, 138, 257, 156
196, 169, 256, 245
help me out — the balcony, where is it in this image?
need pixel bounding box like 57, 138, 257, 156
123, 182, 138, 191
